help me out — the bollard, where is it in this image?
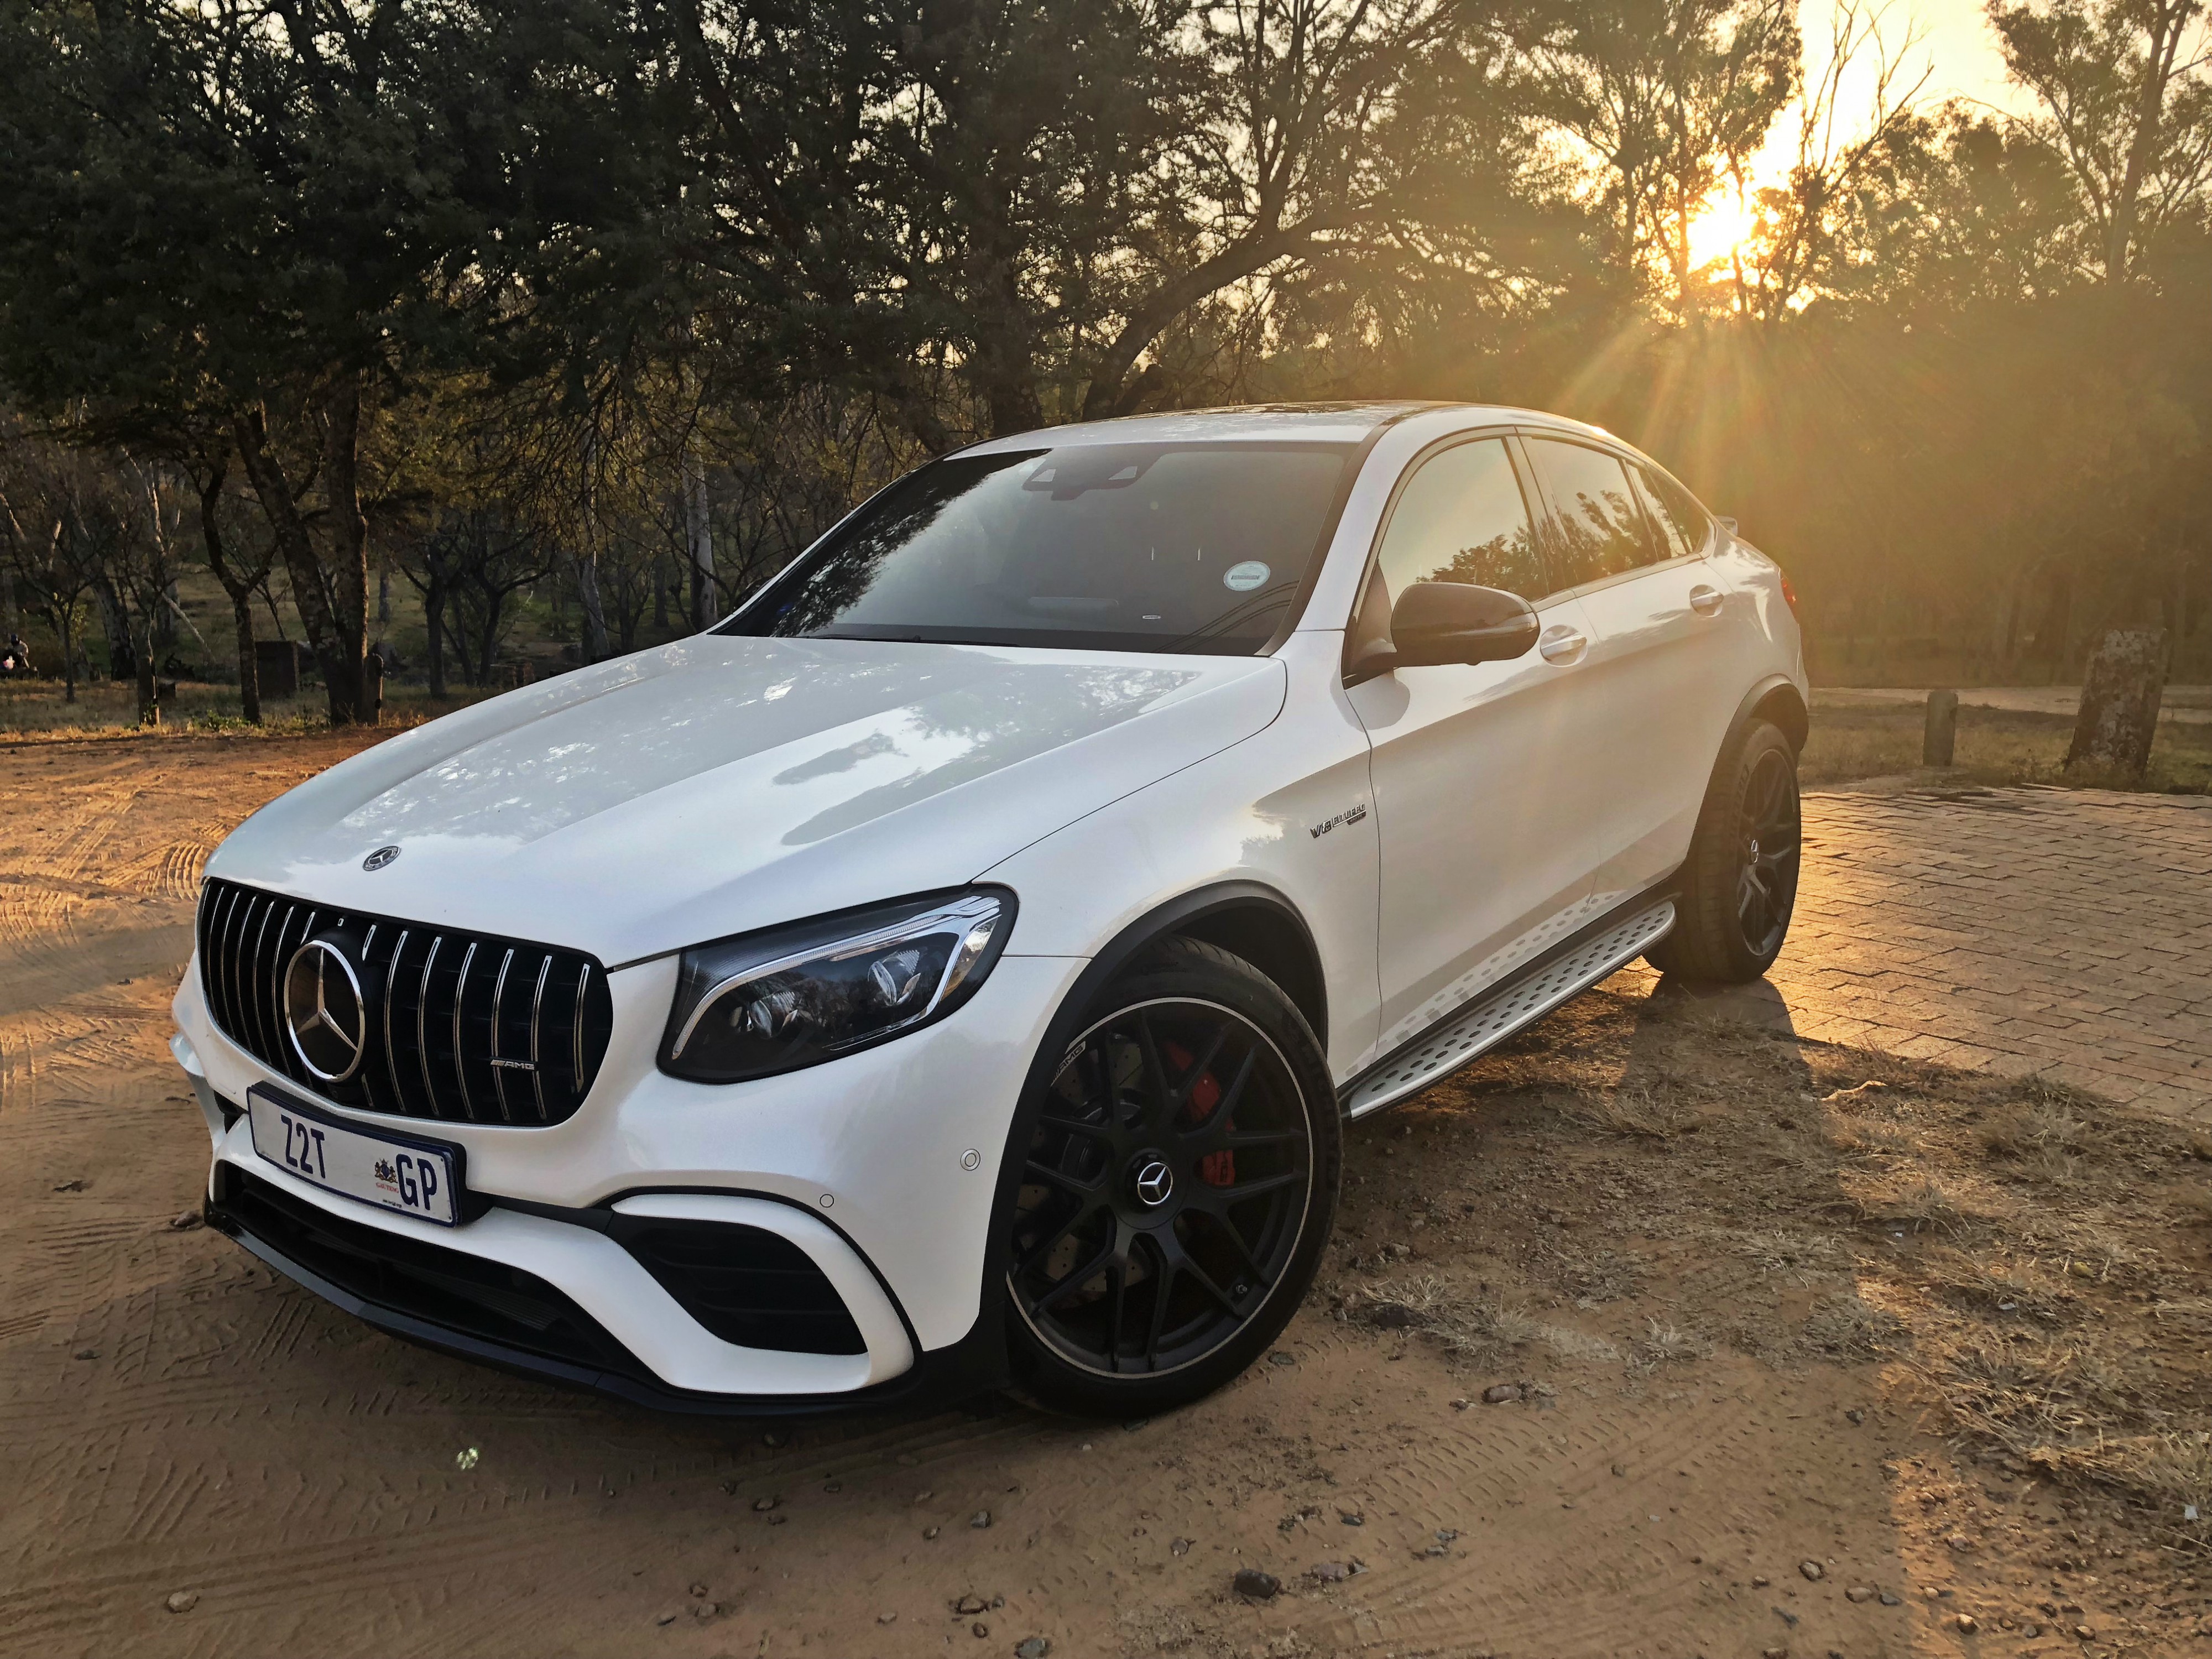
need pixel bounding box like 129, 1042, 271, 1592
1923, 689, 1957, 768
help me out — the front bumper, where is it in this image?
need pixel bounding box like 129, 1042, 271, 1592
172, 946, 1086, 1405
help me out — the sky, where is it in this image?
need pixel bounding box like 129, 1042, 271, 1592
1689, 0, 2033, 262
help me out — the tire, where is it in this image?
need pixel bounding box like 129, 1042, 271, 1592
1002, 936, 1340, 1416
1645, 718, 1802, 984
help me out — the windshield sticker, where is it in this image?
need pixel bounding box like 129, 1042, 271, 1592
1223, 560, 1271, 592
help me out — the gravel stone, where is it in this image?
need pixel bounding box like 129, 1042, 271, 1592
164, 1591, 199, 1614
1232, 1568, 1280, 1600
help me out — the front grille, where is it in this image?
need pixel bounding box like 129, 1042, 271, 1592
211, 1165, 639, 1376
197, 877, 614, 1126
609, 1217, 867, 1355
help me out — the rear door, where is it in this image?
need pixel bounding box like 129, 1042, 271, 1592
1518, 434, 1743, 911
1344, 433, 1611, 1060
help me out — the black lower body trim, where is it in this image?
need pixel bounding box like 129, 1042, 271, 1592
206, 1167, 1008, 1417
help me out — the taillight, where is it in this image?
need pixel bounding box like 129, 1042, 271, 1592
1778, 572, 1799, 615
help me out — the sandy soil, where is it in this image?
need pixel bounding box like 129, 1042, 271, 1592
3, 733, 2209, 1659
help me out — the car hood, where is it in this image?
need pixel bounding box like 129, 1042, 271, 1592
207, 636, 1286, 965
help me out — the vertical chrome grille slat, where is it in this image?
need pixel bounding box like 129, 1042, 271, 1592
249, 899, 282, 1063
271, 905, 301, 1075
488, 946, 515, 1124
418, 936, 442, 1118
384, 928, 411, 1114
195, 879, 606, 1129
528, 953, 552, 1123
571, 962, 592, 1098
212, 885, 244, 1037
354, 924, 381, 1114
452, 941, 479, 1122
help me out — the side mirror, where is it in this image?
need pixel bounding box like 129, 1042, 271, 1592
1388, 582, 1540, 669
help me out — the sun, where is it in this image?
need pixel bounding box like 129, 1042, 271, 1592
1686, 192, 1760, 270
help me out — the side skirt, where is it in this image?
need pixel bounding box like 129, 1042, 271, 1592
1340, 890, 1678, 1120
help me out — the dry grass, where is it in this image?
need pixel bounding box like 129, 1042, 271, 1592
1332, 994, 2212, 1547
0, 677, 492, 740
1797, 701, 2212, 792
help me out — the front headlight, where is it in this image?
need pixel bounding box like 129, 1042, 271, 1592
659, 889, 1015, 1083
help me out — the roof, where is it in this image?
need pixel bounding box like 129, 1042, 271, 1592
964, 401, 1616, 452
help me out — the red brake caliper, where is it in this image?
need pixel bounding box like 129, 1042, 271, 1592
1165, 1040, 1235, 1188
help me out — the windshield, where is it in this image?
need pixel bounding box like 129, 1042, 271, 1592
720, 442, 1353, 655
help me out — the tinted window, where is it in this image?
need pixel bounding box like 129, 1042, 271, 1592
1525, 439, 1656, 588
1371, 439, 1547, 605
721, 443, 1350, 655
1634, 463, 1709, 559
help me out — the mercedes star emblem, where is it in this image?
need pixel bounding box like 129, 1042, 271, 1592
283, 938, 368, 1083
362, 845, 400, 872
1134, 1159, 1175, 1208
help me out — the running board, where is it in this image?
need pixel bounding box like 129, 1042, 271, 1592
1343, 900, 1676, 1120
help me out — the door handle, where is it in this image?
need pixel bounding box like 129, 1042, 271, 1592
1537, 623, 1588, 665
1688, 583, 1724, 617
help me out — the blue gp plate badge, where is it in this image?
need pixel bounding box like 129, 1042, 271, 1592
246, 1083, 465, 1227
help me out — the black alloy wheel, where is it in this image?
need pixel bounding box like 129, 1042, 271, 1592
1645, 717, 1802, 984
1735, 744, 1801, 958
1003, 938, 1338, 1412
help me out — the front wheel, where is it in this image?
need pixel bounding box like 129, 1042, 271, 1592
1002, 937, 1340, 1416
1646, 717, 1802, 984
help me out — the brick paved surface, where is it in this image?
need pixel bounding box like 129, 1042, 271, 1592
1617, 785, 2212, 1121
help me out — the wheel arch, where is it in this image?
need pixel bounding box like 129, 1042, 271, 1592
976, 879, 1332, 1395
1735, 673, 1808, 754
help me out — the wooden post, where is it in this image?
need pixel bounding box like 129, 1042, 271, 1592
1922, 690, 1957, 768
2067, 629, 2167, 777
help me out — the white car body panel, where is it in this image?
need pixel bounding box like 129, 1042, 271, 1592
980, 630, 1384, 1079
173, 400, 1807, 1405
207, 637, 1286, 967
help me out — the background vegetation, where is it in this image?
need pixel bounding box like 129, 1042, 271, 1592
0, 0, 2207, 728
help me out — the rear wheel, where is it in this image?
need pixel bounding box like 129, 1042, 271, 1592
1003, 938, 1339, 1416
1646, 718, 1801, 984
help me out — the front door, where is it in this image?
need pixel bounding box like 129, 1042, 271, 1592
1344, 434, 1610, 1060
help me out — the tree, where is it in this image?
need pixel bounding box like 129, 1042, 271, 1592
1524, 0, 1799, 314
0, 0, 650, 720
1989, 0, 2212, 283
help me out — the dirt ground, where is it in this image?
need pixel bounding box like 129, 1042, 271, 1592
4, 732, 2211, 1659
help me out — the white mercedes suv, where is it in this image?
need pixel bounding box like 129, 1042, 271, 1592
172, 403, 1806, 1416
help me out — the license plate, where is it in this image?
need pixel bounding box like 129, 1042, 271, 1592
248, 1084, 463, 1227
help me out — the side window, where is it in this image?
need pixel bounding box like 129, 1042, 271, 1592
1631, 463, 1708, 561
1371, 438, 1547, 609
1525, 439, 1657, 588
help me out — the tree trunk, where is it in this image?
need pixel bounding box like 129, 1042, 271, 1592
58, 604, 75, 703
321, 373, 371, 723
572, 548, 609, 659
2067, 628, 2167, 777
135, 612, 158, 726
683, 457, 715, 629
424, 580, 447, 697
231, 594, 260, 723
235, 406, 349, 720
194, 456, 261, 723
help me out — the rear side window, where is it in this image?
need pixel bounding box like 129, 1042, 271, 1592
1370, 438, 1547, 606
1525, 439, 1656, 588
1631, 463, 1708, 560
